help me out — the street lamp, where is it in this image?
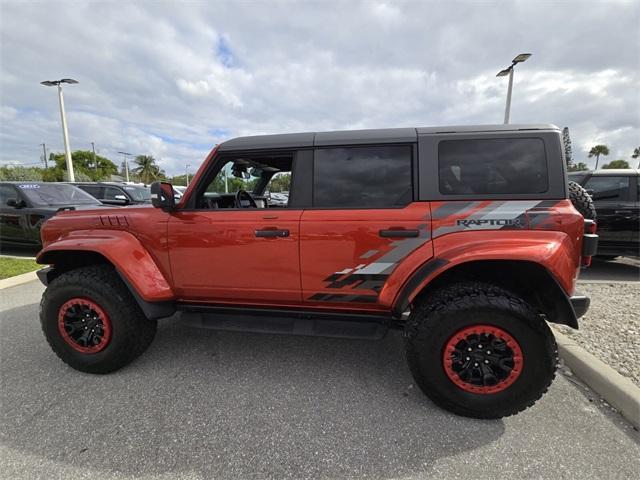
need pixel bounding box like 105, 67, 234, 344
496, 53, 531, 124
117, 151, 133, 182
40, 78, 78, 181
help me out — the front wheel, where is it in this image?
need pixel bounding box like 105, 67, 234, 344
405, 282, 557, 418
40, 265, 157, 374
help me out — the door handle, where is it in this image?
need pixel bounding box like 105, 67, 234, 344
614, 210, 632, 214
379, 229, 420, 238
255, 229, 289, 238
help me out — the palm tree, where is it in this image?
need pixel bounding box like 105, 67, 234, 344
588, 145, 609, 170
133, 155, 160, 184
632, 147, 640, 168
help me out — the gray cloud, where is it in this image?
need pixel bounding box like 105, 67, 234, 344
1, 0, 638, 174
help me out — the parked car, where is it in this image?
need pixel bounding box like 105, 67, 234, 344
569, 169, 639, 258
0, 182, 105, 247
266, 191, 289, 207
36, 124, 597, 419
70, 182, 151, 206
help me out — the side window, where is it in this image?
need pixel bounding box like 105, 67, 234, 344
313, 145, 412, 208
79, 185, 102, 199
0, 184, 17, 205
438, 138, 548, 195
583, 176, 629, 201
103, 186, 127, 201
196, 155, 293, 209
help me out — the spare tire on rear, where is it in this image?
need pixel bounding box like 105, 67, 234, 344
568, 181, 596, 220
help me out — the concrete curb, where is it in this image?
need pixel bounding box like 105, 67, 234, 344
0, 270, 39, 290
554, 329, 640, 428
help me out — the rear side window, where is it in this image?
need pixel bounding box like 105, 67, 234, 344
583, 176, 629, 201
438, 138, 548, 195
313, 145, 412, 208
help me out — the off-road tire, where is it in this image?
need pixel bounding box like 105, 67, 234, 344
40, 265, 157, 374
568, 180, 596, 220
405, 282, 557, 419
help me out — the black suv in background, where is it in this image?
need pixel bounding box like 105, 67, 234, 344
70, 182, 151, 206
0, 182, 104, 248
569, 169, 639, 258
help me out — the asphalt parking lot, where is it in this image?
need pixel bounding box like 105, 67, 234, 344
1, 280, 639, 480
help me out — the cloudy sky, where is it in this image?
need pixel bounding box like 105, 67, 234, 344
1, 0, 638, 175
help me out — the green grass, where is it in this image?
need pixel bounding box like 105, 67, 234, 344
0, 257, 40, 280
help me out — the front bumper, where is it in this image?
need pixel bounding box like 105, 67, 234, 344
570, 295, 590, 319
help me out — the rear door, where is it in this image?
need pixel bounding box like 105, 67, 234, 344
300, 144, 431, 309
583, 175, 633, 246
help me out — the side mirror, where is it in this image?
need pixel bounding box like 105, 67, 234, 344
7, 198, 25, 208
113, 194, 130, 205
150, 182, 175, 210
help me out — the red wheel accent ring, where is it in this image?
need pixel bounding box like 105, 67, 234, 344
442, 324, 523, 394
57, 298, 112, 354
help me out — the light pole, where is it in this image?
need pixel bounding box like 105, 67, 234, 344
41, 78, 78, 181
496, 53, 531, 124
40, 143, 48, 169
117, 151, 133, 182
185, 164, 191, 186
91, 142, 98, 171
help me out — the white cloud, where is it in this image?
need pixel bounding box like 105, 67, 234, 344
0, 0, 638, 175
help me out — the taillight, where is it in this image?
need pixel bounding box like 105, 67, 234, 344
581, 219, 598, 267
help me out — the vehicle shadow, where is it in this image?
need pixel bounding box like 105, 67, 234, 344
579, 257, 640, 282
1, 306, 505, 479
0, 244, 40, 258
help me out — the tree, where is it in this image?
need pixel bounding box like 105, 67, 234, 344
567, 162, 589, 172
632, 147, 640, 168
602, 159, 630, 169
132, 155, 165, 184
562, 127, 572, 167
50, 150, 118, 181
588, 145, 609, 170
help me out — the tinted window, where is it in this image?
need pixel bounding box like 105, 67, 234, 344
438, 138, 548, 195
104, 186, 127, 201
0, 184, 17, 205
123, 185, 151, 201
78, 185, 102, 198
583, 176, 629, 201
313, 146, 412, 208
17, 184, 100, 206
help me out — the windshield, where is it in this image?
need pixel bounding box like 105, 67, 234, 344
123, 185, 151, 201
18, 183, 101, 206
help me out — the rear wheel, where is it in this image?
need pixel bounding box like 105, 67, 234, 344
405, 282, 557, 418
40, 265, 157, 373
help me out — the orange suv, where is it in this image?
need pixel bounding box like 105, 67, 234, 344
36, 124, 597, 418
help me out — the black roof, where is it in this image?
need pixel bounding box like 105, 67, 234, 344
218, 124, 560, 151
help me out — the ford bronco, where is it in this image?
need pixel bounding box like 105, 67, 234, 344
36, 124, 598, 418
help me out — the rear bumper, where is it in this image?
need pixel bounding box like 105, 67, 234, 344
570, 295, 590, 319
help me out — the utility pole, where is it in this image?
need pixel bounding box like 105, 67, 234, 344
40, 79, 78, 180
186, 164, 191, 186
496, 54, 531, 124
40, 143, 48, 168
117, 151, 133, 182
91, 142, 97, 170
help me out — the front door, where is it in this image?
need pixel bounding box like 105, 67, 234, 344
167, 152, 303, 305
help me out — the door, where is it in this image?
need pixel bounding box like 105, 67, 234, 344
167, 152, 303, 304
300, 145, 431, 309
583, 175, 633, 248
0, 184, 29, 244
